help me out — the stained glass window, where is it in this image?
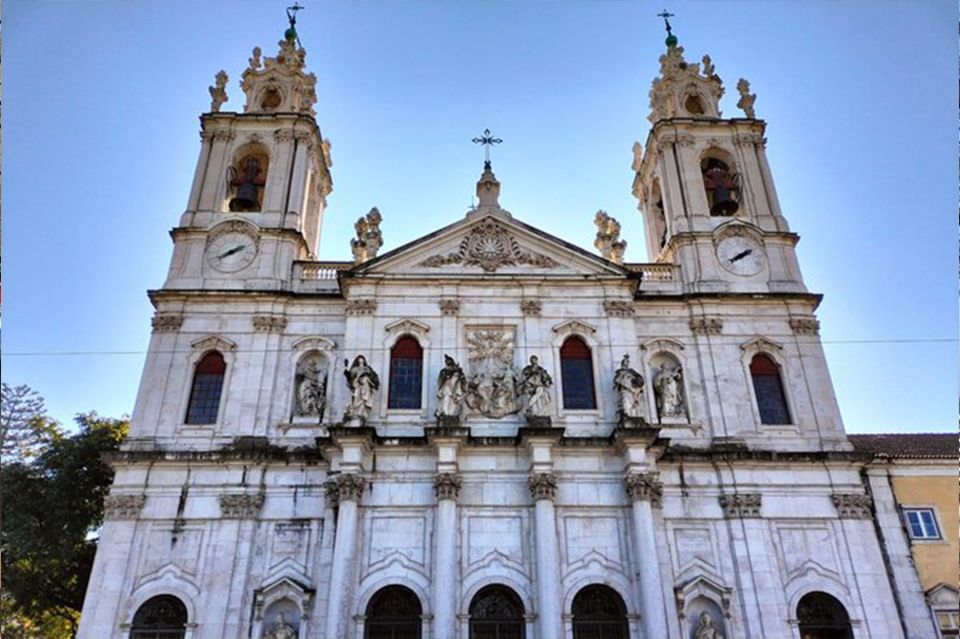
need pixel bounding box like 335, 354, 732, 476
185, 351, 226, 425
388, 337, 423, 409
750, 354, 790, 425
561, 337, 596, 410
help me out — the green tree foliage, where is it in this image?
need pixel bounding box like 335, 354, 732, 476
1, 411, 128, 637
1, 383, 62, 463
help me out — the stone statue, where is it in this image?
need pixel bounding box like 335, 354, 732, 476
653, 362, 685, 418
351, 208, 384, 263
736, 78, 756, 118
518, 355, 553, 418
209, 70, 228, 113
464, 330, 520, 418
295, 355, 327, 419
436, 354, 466, 419
693, 611, 724, 639
593, 210, 627, 264
631, 141, 644, 173
701, 55, 716, 79
343, 355, 380, 421
263, 612, 297, 639
613, 354, 645, 419
249, 47, 262, 70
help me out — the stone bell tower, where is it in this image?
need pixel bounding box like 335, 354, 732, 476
631, 26, 805, 294
165, 19, 332, 290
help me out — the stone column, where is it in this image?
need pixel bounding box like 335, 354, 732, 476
433, 472, 462, 639
832, 493, 910, 639
624, 472, 668, 639
718, 493, 764, 635
186, 131, 214, 215
286, 131, 311, 221
324, 474, 366, 639
198, 129, 234, 212
529, 472, 563, 639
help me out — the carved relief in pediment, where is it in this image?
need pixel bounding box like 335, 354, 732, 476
418, 218, 558, 273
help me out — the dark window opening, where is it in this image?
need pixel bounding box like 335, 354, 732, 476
469, 585, 525, 639
130, 595, 187, 639
797, 592, 853, 639
388, 336, 423, 409
561, 337, 596, 410
571, 584, 629, 639
185, 351, 226, 425
750, 354, 790, 425
364, 585, 422, 639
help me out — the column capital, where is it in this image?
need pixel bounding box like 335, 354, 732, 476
325, 473, 367, 508
434, 472, 463, 502
624, 472, 663, 506
103, 494, 146, 520
529, 472, 558, 502
719, 493, 762, 518
831, 493, 873, 519
219, 492, 265, 519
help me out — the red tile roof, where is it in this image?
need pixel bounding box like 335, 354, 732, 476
847, 433, 958, 459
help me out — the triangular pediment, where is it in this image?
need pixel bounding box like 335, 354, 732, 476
348, 212, 631, 279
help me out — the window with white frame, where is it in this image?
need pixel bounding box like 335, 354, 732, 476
903, 508, 942, 540
935, 609, 960, 637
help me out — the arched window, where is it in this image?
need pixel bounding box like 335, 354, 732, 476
701, 157, 740, 216
185, 351, 226, 425
797, 592, 853, 639
130, 595, 188, 638
364, 585, 422, 639
560, 336, 596, 410
571, 585, 629, 639
469, 585, 525, 639
750, 353, 790, 425
388, 336, 423, 409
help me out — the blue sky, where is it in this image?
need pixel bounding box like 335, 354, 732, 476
2, 1, 956, 433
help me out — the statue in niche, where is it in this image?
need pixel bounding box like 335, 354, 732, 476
518, 355, 553, 418
613, 354, 645, 420
263, 612, 297, 639
653, 362, 685, 418
693, 611, 724, 639
436, 354, 467, 419
343, 355, 380, 421
294, 354, 327, 419
465, 330, 520, 418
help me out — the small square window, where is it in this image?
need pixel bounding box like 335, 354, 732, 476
903, 508, 942, 540
936, 610, 960, 636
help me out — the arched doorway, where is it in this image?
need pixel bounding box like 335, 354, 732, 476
797, 592, 853, 639
571, 584, 629, 639
363, 585, 423, 639
469, 585, 526, 639
130, 595, 188, 638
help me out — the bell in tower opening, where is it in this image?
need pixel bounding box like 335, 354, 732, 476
701, 157, 740, 216
228, 152, 268, 212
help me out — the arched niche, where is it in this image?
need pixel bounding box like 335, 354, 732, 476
700, 148, 741, 217
648, 350, 687, 423
292, 350, 329, 423
226, 141, 270, 212
685, 596, 727, 639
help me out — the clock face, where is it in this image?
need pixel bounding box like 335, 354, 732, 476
716, 235, 766, 276
206, 231, 257, 273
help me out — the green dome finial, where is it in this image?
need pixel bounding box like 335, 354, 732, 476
657, 9, 678, 48
285, 4, 303, 44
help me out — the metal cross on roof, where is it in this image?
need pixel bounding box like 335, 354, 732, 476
472, 128, 502, 171
287, 3, 304, 28
657, 9, 675, 37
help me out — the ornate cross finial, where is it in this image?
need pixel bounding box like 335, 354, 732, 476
658, 9, 678, 46
285, 4, 304, 44
472, 128, 503, 171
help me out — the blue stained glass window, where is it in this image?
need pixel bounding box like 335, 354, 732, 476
185, 351, 225, 425
388, 337, 423, 409
561, 337, 596, 410
750, 354, 790, 425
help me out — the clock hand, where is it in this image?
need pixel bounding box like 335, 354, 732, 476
729, 248, 753, 263
218, 245, 246, 259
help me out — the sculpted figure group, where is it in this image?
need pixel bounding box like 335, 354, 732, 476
335, 349, 683, 424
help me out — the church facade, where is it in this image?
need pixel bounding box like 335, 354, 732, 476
77, 24, 940, 639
